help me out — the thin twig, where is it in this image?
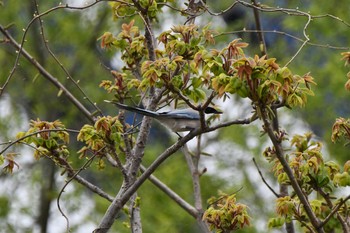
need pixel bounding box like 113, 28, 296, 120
0, 128, 79, 156
16, 141, 114, 202
0, 26, 94, 122
57, 149, 100, 232
251, 0, 267, 57
182, 141, 210, 232
252, 158, 279, 198
215, 29, 349, 50
33, 0, 103, 116
201, 1, 239, 17
206, 187, 244, 208
105, 149, 128, 180
0, 0, 102, 97
320, 194, 350, 231
284, 27, 310, 67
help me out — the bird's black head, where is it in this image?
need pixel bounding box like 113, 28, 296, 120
204, 107, 223, 114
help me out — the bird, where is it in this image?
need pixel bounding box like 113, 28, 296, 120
107, 101, 222, 132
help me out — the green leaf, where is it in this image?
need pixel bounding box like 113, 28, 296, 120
191, 77, 202, 88
268, 217, 285, 228
16, 131, 26, 140
236, 84, 249, 98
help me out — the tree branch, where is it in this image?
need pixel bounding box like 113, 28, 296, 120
139, 164, 199, 218
11, 139, 114, 203
318, 190, 350, 232
215, 29, 349, 50
94, 115, 256, 232
96, 2, 160, 232
0, 25, 95, 123
0, 128, 80, 156
250, 2, 292, 227
260, 109, 324, 232
129, 193, 142, 233
33, 0, 103, 116
0, 0, 102, 97
182, 142, 210, 233
252, 158, 279, 198
53, 149, 115, 202
251, 0, 267, 57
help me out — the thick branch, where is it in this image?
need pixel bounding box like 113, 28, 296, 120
129, 193, 142, 233
94, 116, 256, 232
261, 111, 324, 232
95, 128, 200, 233
97, 3, 160, 232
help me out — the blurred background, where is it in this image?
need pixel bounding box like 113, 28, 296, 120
0, 0, 349, 232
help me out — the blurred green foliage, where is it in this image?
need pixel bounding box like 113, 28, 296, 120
1, 0, 349, 232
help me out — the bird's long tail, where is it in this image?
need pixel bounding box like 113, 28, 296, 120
109, 102, 159, 118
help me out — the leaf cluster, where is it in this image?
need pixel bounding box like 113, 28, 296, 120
16, 119, 69, 161
203, 193, 250, 232
77, 116, 127, 169
264, 132, 350, 230
100, 19, 316, 113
